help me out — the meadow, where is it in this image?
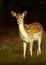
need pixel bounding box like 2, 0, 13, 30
0, 28, 46, 65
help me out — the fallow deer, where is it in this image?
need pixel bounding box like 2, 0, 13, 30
11, 11, 43, 58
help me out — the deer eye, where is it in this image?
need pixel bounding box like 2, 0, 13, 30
17, 17, 19, 19
21, 17, 22, 19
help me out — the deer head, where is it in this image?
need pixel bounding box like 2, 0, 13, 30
11, 11, 27, 24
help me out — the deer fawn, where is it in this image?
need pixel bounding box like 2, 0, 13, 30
11, 10, 43, 58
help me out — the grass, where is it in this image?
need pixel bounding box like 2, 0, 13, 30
0, 31, 46, 65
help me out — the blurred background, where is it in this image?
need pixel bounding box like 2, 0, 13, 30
0, 0, 46, 31
0, 0, 46, 65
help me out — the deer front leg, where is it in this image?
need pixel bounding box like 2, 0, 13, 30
23, 42, 27, 58
30, 41, 33, 57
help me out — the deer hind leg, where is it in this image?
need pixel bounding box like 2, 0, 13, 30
23, 42, 27, 58
37, 37, 42, 56
30, 40, 33, 57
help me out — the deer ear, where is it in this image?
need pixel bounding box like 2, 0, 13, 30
22, 10, 27, 17
11, 11, 16, 17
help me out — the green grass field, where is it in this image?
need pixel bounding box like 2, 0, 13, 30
0, 30, 46, 65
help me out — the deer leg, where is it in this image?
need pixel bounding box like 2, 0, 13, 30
30, 41, 33, 57
37, 37, 41, 56
23, 42, 27, 58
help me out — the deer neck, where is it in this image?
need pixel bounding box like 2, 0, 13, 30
19, 21, 25, 33
18, 20, 28, 38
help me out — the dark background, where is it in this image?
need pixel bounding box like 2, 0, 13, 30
0, 1, 46, 65
0, 0, 46, 33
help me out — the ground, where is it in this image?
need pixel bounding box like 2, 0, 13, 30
0, 28, 46, 65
